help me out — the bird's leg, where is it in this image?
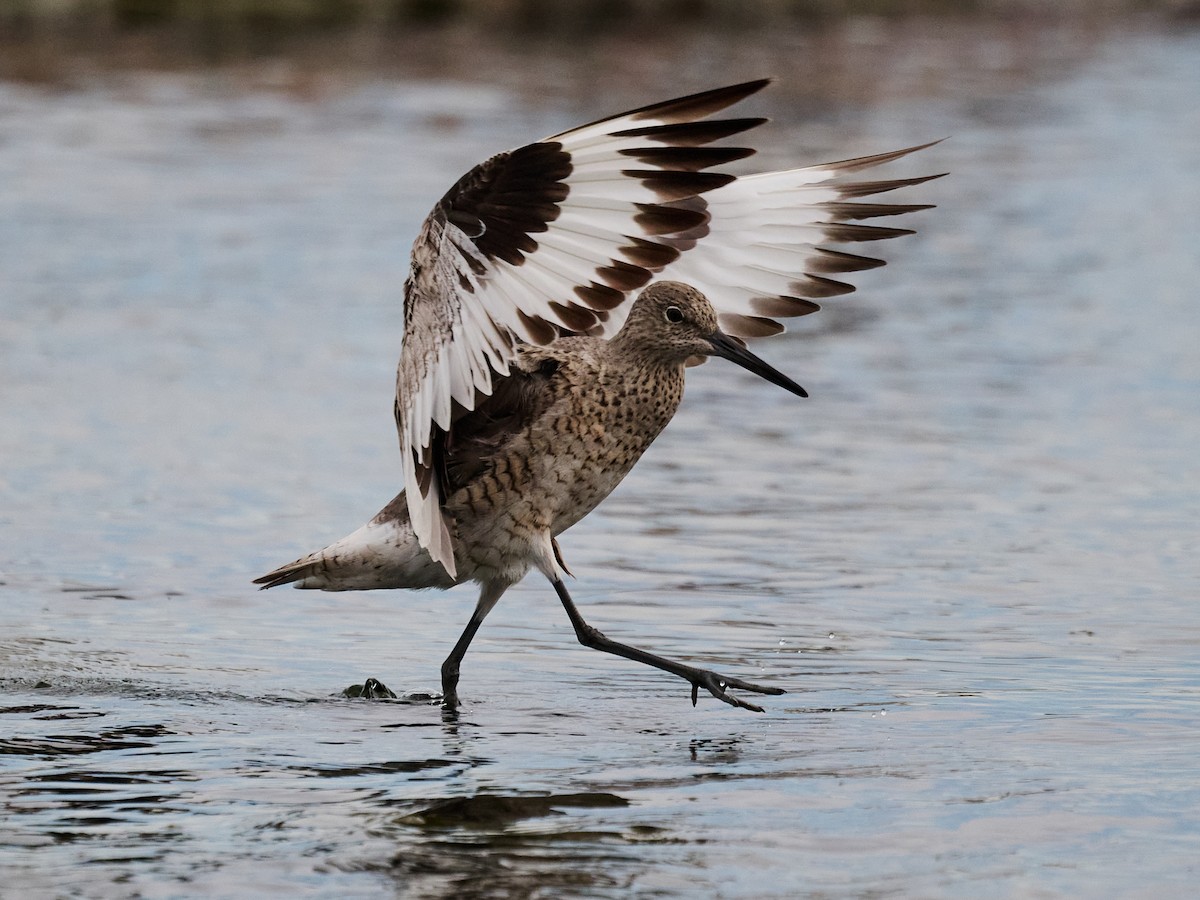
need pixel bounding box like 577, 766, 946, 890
440, 611, 484, 709
551, 579, 784, 712
440, 580, 508, 708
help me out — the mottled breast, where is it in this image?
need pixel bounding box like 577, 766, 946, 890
445, 336, 686, 545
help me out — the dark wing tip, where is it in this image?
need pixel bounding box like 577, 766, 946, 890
821, 201, 937, 220
749, 295, 822, 318
809, 248, 887, 274
627, 78, 773, 124
822, 137, 947, 174
624, 169, 736, 202
612, 116, 769, 146
836, 171, 947, 199
718, 313, 787, 338
822, 222, 917, 242
619, 145, 756, 171
555, 78, 773, 140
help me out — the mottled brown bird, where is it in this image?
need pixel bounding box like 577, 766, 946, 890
256, 80, 940, 711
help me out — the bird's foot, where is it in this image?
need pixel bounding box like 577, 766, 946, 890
688, 669, 784, 713
440, 671, 462, 710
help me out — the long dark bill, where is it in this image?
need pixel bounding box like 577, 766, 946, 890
706, 331, 808, 398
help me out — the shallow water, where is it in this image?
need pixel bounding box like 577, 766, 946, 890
3, 18, 1199, 898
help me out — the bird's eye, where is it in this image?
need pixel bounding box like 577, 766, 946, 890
664, 305, 685, 324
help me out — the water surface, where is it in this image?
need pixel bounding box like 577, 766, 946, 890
2, 18, 1198, 898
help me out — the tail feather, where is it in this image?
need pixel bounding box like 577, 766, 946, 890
254, 492, 456, 592
253, 555, 328, 590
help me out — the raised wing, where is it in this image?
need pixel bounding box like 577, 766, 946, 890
398, 82, 944, 578
650, 143, 944, 339
398, 80, 773, 577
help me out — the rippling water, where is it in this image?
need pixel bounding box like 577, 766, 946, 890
2, 18, 1198, 898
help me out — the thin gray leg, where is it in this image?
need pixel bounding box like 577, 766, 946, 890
441, 580, 508, 708
551, 579, 784, 712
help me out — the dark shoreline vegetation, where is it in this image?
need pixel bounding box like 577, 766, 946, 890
2, 0, 1176, 26
2, 0, 1193, 89
2, 0, 1184, 35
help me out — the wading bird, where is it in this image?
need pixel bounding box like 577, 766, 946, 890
256, 79, 940, 711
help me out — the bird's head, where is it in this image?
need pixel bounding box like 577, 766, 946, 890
616, 281, 808, 398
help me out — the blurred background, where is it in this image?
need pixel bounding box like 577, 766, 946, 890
3, 0, 1197, 85
2, 2, 1198, 898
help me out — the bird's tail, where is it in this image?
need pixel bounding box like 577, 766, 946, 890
254, 492, 456, 592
